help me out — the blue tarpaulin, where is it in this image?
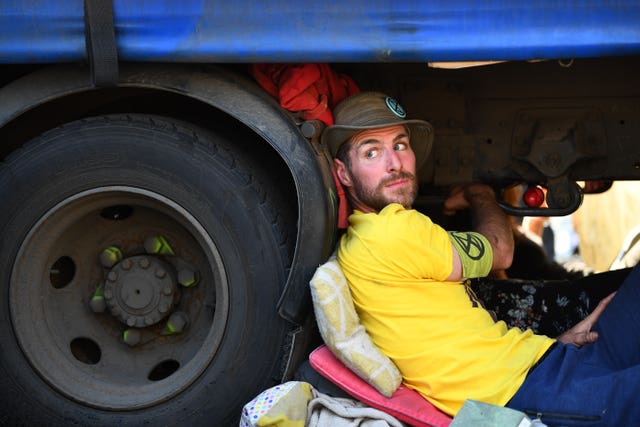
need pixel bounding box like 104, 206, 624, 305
0, 0, 639, 63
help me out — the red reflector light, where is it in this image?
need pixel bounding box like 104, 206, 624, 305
523, 186, 545, 208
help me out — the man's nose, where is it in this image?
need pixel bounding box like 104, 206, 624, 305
386, 149, 402, 171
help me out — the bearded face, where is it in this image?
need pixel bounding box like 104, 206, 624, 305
335, 125, 418, 213
350, 170, 418, 211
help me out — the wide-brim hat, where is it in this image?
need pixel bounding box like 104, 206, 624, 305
321, 92, 434, 168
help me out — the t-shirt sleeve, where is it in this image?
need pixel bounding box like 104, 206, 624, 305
343, 204, 455, 281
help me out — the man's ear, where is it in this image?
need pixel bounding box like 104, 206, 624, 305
334, 158, 353, 187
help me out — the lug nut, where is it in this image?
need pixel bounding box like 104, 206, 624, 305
99, 246, 123, 268
89, 285, 106, 313
155, 268, 166, 278
89, 297, 106, 313
123, 329, 141, 346
107, 271, 118, 282
162, 311, 188, 335
144, 236, 175, 256
121, 259, 132, 270
178, 268, 199, 288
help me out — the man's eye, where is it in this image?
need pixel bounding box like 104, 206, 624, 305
365, 149, 377, 159
394, 142, 408, 151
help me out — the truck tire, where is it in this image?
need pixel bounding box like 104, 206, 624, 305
0, 114, 296, 426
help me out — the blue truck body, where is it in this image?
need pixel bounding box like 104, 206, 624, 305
2, 0, 640, 63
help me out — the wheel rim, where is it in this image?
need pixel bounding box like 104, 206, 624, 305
10, 186, 228, 410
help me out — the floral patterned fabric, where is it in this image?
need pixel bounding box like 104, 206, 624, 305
470, 267, 631, 337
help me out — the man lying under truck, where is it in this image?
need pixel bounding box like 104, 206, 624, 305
322, 91, 639, 427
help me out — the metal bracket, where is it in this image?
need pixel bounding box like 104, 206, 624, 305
499, 179, 584, 216
512, 108, 606, 178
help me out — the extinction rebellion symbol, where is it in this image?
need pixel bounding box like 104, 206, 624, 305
385, 97, 406, 118
450, 231, 485, 260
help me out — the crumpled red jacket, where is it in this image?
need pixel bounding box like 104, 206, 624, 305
250, 63, 360, 126
250, 63, 357, 229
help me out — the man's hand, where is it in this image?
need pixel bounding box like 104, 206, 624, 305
557, 292, 616, 347
443, 184, 495, 215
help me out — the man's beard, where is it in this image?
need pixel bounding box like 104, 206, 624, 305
352, 171, 418, 212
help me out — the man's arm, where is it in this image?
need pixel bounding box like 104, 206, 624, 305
444, 184, 514, 279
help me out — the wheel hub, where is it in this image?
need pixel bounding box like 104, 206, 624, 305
104, 255, 178, 328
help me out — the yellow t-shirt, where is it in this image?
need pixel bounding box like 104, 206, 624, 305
337, 204, 555, 416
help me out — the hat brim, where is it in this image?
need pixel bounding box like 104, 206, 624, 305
322, 120, 434, 168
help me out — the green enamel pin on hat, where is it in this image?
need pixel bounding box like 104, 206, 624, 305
321, 91, 434, 167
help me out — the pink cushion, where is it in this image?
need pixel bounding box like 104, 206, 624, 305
309, 345, 452, 427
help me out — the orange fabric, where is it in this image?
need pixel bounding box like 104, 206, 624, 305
251, 63, 357, 228
250, 63, 359, 126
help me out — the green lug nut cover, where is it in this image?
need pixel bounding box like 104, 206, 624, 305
144, 236, 175, 255
99, 246, 123, 267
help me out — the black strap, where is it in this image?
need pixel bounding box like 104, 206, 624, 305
84, 0, 119, 87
